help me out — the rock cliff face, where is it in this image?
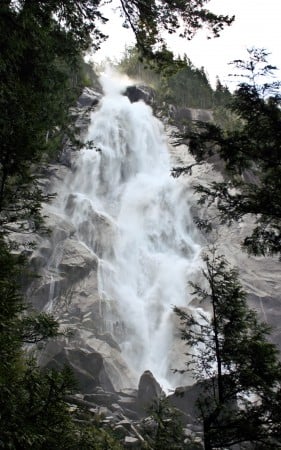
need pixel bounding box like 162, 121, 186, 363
26, 89, 135, 393
168, 137, 281, 348
23, 86, 281, 428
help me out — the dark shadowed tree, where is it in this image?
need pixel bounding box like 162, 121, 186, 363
118, 0, 233, 59
0, 235, 123, 449
0, 1, 106, 231
174, 250, 281, 449
141, 396, 202, 449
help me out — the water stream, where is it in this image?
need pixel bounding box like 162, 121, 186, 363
61, 74, 202, 387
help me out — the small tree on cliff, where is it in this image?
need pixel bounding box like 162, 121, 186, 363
142, 396, 200, 449
174, 250, 281, 449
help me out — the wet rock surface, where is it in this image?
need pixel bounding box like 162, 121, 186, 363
77, 87, 102, 108
18, 88, 281, 443
63, 374, 205, 448
168, 105, 213, 123
168, 131, 281, 350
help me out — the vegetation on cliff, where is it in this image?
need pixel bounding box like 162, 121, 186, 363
175, 48, 281, 259
171, 48, 281, 448
117, 46, 232, 110
175, 251, 281, 449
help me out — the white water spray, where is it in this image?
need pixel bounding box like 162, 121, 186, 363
62, 73, 202, 388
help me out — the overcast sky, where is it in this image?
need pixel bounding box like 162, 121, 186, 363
94, 0, 281, 88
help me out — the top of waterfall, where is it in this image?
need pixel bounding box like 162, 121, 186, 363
100, 67, 134, 97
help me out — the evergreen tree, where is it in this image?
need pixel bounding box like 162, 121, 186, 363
0, 235, 123, 449
142, 396, 201, 449
0, 1, 104, 231
174, 48, 281, 257
118, 47, 230, 111
175, 250, 281, 449
213, 77, 232, 107
117, 0, 233, 60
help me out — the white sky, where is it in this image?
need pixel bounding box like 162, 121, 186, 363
94, 0, 281, 89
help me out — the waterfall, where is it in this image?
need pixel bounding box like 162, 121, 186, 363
60, 74, 202, 388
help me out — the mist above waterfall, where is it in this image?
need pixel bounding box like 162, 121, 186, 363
99, 67, 133, 97
60, 73, 202, 388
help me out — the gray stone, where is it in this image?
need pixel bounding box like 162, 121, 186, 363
65, 193, 116, 259
117, 419, 132, 430
137, 370, 163, 410
65, 395, 99, 411
123, 85, 155, 105
168, 384, 203, 425
43, 345, 115, 393
167, 127, 281, 355
97, 406, 110, 416
118, 388, 138, 398
170, 106, 213, 124
122, 408, 140, 421
58, 238, 98, 280
84, 392, 118, 407
77, 88, 101, 108
111, 403, 124, 413
124, 436, 141, 448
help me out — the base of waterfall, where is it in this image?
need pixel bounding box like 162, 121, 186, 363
64, 369, 205, 449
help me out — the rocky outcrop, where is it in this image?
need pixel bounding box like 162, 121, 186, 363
137, 370, 163, 413
77, 87, 102, 108
65, 372, 204, 448
168, 105, 213, 123
123, 85, 155, 105
168, 132, 281, 350
29, 209, 134, 390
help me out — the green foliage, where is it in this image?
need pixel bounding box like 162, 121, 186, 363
0, 234, 123, 449
163, 58, 213, 109
118, 0, 233, 60
0, 1, 104, 231
118, 46, 160, 86
20, 313, 61, 344
175, 250, 281, 449
1, 362, 75, 449
0, 238, 26, 383
0, 358, 123, 449
118, 47, 232, 111
213, 77, 233, 107
142, 396, 201, 449
176, 48, 281, 257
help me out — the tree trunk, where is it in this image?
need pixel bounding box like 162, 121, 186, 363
203, 419, 212, 450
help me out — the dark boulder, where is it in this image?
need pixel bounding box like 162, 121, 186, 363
137, 370, 163, 411
77, 87, 101, 108
171, 106, 213, 123
45, 346, 115, 393
123, 85, 155, 105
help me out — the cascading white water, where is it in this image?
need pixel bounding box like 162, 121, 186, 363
62, 74, 202, 388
